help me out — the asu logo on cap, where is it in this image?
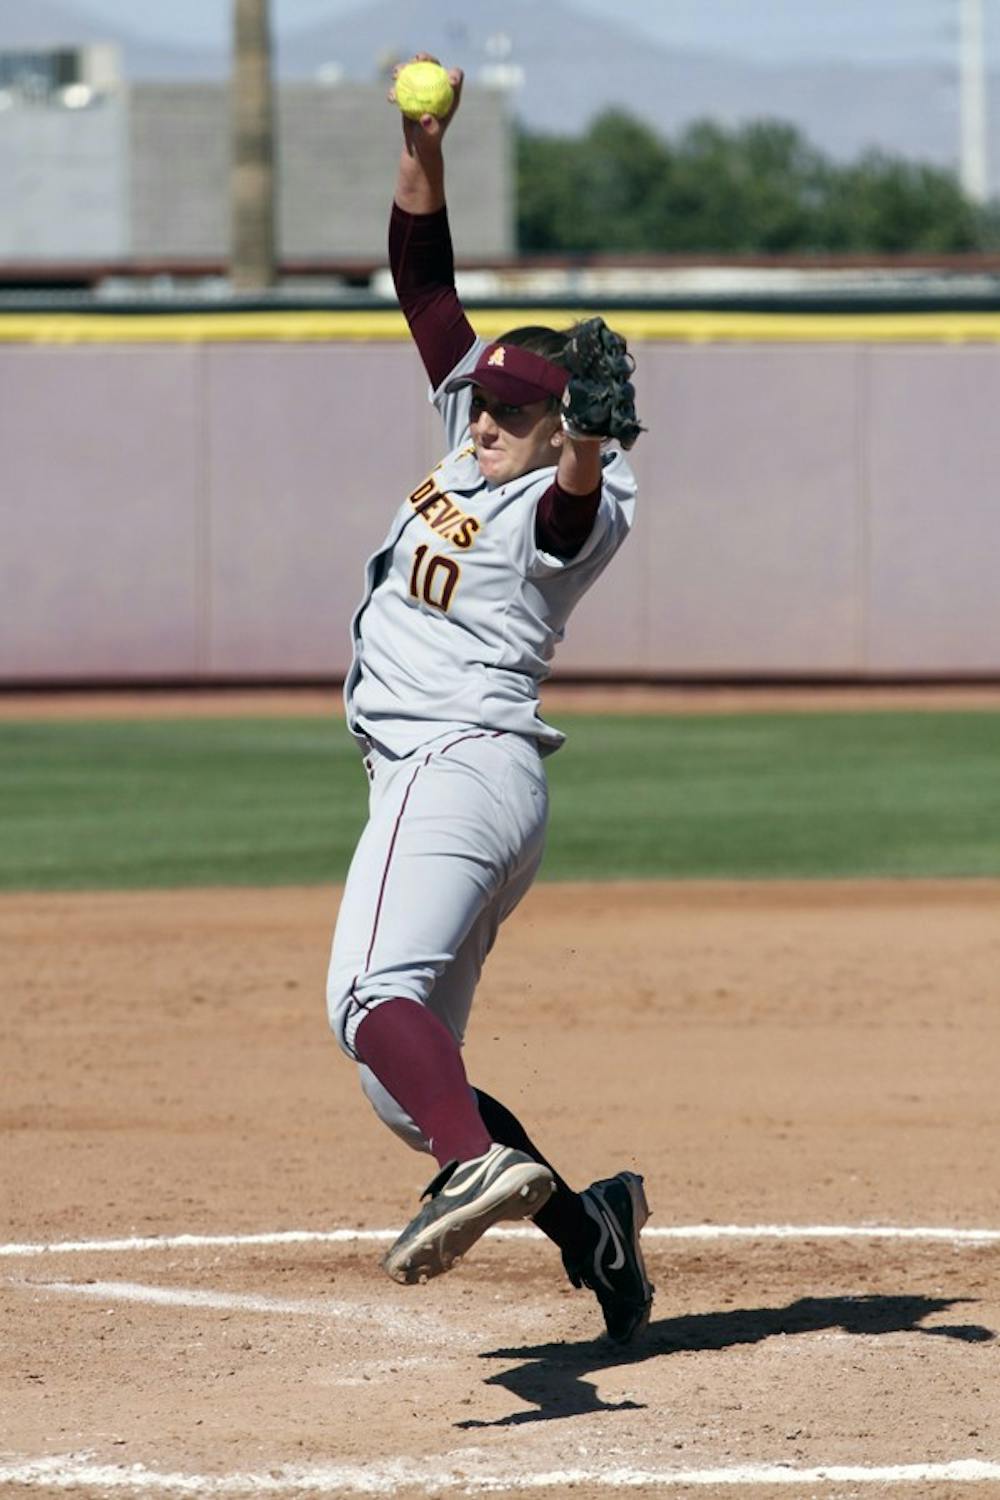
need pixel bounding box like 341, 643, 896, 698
443, 340, 569, 405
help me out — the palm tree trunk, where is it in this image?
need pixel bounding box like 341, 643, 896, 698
231, 0, 277, 290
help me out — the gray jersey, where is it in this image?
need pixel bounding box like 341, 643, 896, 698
345, 338, 636, 757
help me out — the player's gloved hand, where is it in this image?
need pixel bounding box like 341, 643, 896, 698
560, 317, 644, 451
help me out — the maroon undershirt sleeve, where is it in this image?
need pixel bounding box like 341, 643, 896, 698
389, 201, 601, 559
389, 202, 476, 391
535, 478, 602, 559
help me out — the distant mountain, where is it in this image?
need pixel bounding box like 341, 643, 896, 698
1, 0, 995, 189
273, 0, 980, 179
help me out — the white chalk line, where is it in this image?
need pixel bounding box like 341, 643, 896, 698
15, 1278, 366, 1318
6, 1278, 464, 1343
2, 1222, 999, 1259
3, 1455, 1000, 1494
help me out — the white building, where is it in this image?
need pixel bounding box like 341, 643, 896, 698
0, 45, 514, 267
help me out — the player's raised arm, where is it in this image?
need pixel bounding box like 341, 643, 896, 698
388, 55, 464, 215
386, 56, 475, 390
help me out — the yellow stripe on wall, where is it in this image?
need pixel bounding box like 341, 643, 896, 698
3, 308, 1000, 345
0, 310, 407, 344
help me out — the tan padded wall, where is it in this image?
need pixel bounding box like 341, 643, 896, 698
1, 335, 997, 683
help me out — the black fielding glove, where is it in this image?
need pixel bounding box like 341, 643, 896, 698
560, 317, 644, 451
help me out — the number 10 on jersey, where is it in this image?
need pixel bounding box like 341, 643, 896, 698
409, 544, 461, 613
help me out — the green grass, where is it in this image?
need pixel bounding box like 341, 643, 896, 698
0, 717, 365, 891
0, 711, 998, 891
543, 711, 1000, 880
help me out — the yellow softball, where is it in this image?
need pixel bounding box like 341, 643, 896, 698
394, 60, 454, 121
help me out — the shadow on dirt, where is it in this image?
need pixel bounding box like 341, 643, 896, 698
457, 1293, 994, 1429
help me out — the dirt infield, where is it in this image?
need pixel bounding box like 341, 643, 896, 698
3, 681, 1000, 720
4, 878, 1000, 1498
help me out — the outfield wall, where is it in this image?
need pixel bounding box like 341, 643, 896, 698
2, 310, 999, 684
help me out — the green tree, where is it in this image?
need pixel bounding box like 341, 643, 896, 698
818, 152, 981, 252
663, 119, 829, 252
516, 130, 591, 252
579, 112, 678, 252
517, 112, 678, 253
516, 111, 991, 256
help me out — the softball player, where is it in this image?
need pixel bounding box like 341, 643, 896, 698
326, 58, 652, 1343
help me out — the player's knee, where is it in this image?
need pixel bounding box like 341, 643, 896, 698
328, 985, 384, 1060
328, 970, 437, 1061
326, 970, 376, 1057
326, 976, 355, 1056
357, 1065, 431, 1154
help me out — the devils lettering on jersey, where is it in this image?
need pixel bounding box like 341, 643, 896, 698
408, 478, 482, 551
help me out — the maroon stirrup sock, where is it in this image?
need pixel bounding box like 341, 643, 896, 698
355, 997, 492, 1167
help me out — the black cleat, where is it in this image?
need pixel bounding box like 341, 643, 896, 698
562, 1170, 654, 1343
382, 1144, 555, 1285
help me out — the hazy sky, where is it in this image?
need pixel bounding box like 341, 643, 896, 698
67, 0, 996, 65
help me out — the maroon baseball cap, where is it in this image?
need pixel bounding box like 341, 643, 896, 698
444, 342, 569, 407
